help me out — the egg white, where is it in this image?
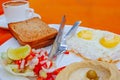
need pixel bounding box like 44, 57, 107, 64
66, 28, 120, 62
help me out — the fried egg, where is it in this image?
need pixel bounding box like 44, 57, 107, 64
67, 28, 120, 62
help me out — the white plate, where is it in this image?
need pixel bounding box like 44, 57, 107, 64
0, 24, 84, 80
1, 24, 120, 80
0, 13, 41, 29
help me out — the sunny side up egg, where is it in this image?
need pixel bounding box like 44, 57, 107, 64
66, 28, 120, 63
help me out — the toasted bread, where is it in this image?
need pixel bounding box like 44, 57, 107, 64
8, 17, 58, 48
31, 38, 55, 48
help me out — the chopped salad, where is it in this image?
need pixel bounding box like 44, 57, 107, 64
0, 45, 66, 80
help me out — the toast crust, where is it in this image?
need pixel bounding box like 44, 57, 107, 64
8, 17, 58, 48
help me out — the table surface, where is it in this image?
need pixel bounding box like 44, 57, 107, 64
0, 0, 120, 45
29, 0, 120, 34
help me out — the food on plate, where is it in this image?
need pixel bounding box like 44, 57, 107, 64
67, 29, 120, 62
36, 66, 65, 80
77, 30, 93, 40
7, 45, 31, 60
0, 45, 53, 76
100, 34, 120, 48
86, 70, 98, 79
8, 17, 58, 49
56, 60, 120, 80
0, 44, 66, 80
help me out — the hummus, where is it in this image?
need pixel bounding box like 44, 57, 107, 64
56, 60, 120, 80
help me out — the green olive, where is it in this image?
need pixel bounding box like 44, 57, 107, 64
86, 70, 98, 79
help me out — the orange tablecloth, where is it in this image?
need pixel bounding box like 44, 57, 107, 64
0, 0, 120, 45
0, 0, 12, 45
0, 29, 12, 45
29, 0, 120, 34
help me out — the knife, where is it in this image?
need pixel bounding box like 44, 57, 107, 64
64, 21, 81, 39
48, 15, 66, 60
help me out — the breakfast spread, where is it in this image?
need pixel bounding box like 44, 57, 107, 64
8, 17, 58, 49
1, 0, 120, 80
1, 26, 120, 80
1, 12, 120, 80
56, 60, 120, 80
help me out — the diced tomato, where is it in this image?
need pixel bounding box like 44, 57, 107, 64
37, 76, 45, 80
14, 60, 21, 65
46, 75, 54, 80
41, 63, 47, 69
64, 50, 69, 54
44, 51, 48, 56
41, 60, 53, 69
39, 56, 45, 62
37, 67, 65, 80
52, 66, 65, 75
33, 63, 42, 75
25, 51, 35, 61
47, 73, 52, 78
14, 60, 22, 68
45, 67, 65, 80
46, 73, 55, 80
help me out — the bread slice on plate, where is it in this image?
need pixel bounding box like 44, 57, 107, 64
8, 17, 58, 48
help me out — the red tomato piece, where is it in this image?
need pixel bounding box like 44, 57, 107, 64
39, 55, 45, 62
14, 60, 22, 68
47, 72, 60, 80
46, 76, 54, 80
64, 50, 69, 54
52, 66, 65, 75
25, 51, 35, 61
33, 63, 42, 75
46, 73, 55, 80
41, 61, 53, 69
41, 63, 47, 69
14, 60, 21, 64
37, 76, 45, 80
44, 51, 48, 56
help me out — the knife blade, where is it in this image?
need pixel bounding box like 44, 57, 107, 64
64, 21, 81, 39
48, 15, 66, 60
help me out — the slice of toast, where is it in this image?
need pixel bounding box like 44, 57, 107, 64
8, 17, 58, 48
31, 38, 55, 48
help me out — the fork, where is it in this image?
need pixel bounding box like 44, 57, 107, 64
48, 14, 81, 61
48, 15, 66, 60
52, 21, 81, 59
49, 21, 81, 60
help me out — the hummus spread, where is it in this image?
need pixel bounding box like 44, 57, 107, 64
56, 60, 120, 80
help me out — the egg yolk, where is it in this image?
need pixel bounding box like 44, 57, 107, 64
77, 30, 93, 40
100, 35, 120, 48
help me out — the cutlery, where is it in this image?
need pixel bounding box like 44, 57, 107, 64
64, 21, 82, 39
48, 16, 81, 61
48, 15, 66, 60
57, 21, 81, 56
